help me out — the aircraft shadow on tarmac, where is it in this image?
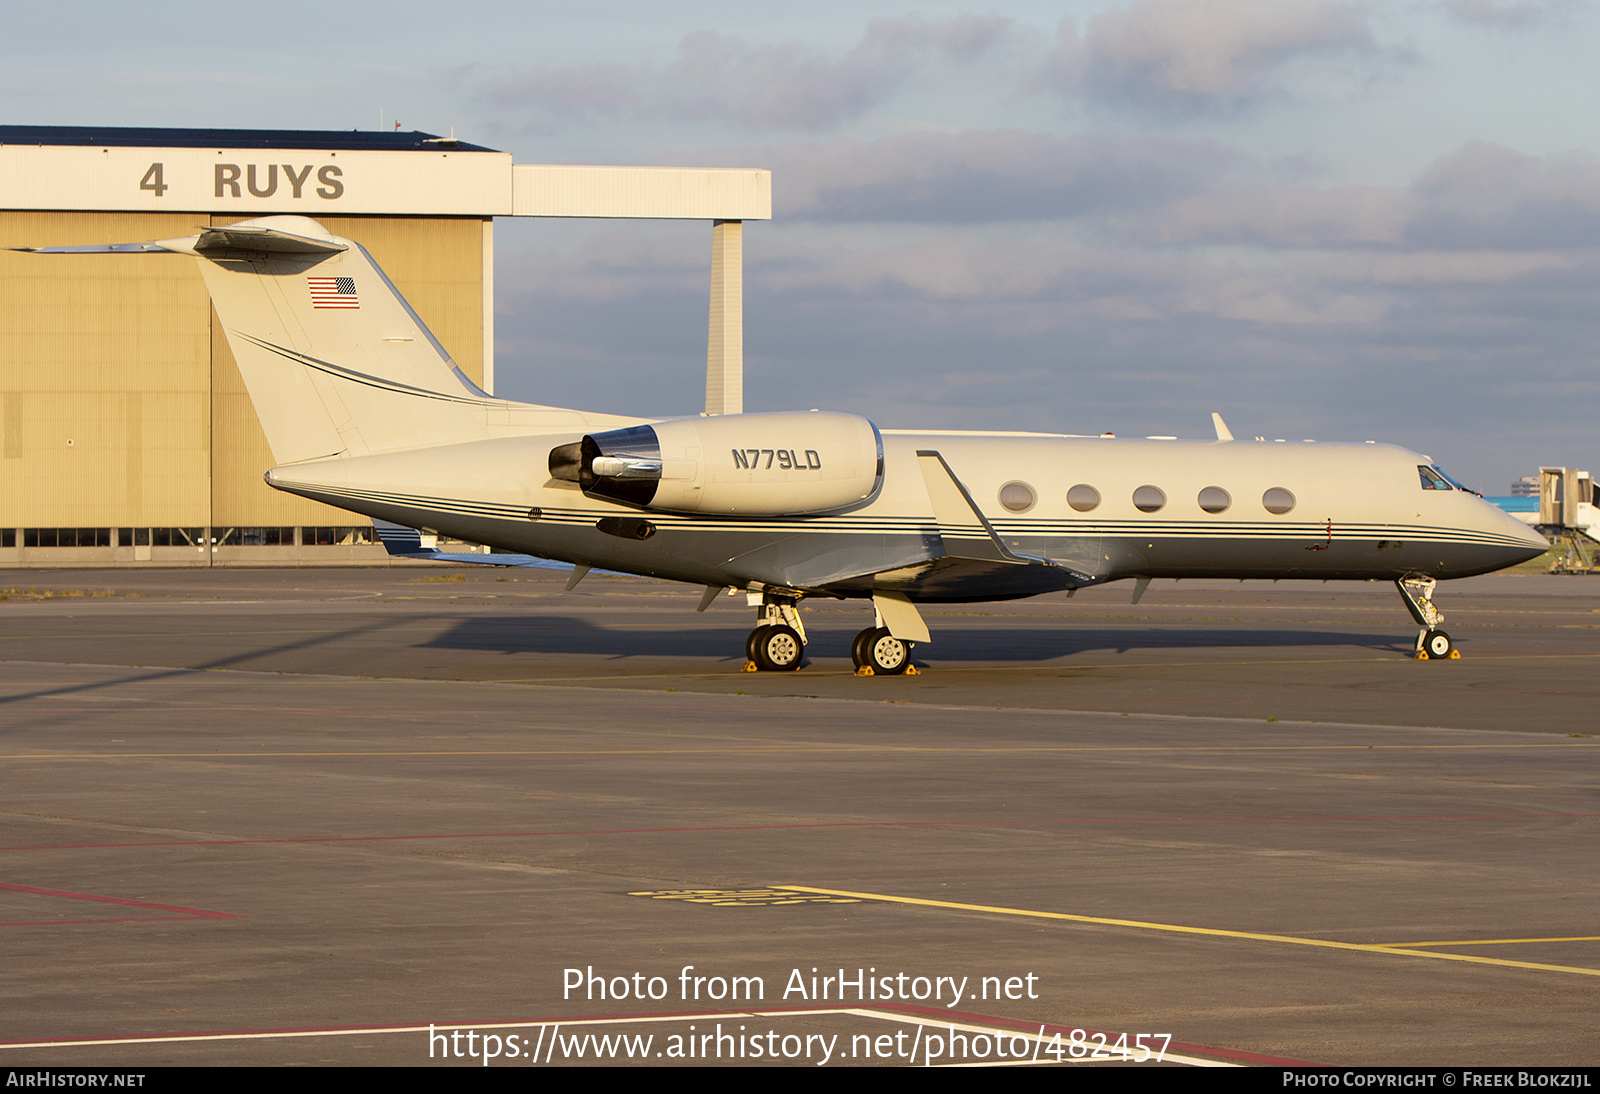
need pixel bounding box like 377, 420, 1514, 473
418, 616, 1414, 663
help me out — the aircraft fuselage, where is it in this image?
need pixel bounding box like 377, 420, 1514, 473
267, 428, 1546, 601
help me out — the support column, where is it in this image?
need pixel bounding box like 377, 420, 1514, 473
706, 219, 743, 416
481, 218, 495, 395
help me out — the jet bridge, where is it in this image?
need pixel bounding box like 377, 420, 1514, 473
1536, 467, 1598, 573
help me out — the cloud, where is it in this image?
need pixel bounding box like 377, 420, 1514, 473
757, 130, 1238, 223
1438, 0, 1583, 28
686, 132, 1600, 256
1407, 141, 1600, 249
1055, 142, 1600, 252
483, 15, 1015, 134
1075, 0, 1379, 110
660, 27, 918, 131
484, 63, 642, 127
1140, 183, 1410, 247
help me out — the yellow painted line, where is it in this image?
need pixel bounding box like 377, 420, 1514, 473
774, 886, 1600, 980
1379, 936, 1600, 948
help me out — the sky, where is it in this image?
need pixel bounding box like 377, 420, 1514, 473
6, 0, 1599, 491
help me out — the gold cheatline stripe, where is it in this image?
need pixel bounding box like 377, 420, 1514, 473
301, 485, 1521, 542
772, 886, 1600, 979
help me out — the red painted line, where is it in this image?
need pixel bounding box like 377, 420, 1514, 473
0, 881, 244, 925
1, 916, 229, 927
1, 813, 1593, 853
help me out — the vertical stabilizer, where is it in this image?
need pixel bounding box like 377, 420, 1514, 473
179, 216, 502, 463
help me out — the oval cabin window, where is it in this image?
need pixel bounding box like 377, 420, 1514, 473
1197, 486, 1231, 514
999, 481, 1036, 512
1262, 487, 1296, 514
1067, 484, 1101, 512
1132, 485, 1166, 513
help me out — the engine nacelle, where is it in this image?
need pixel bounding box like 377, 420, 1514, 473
549, 411, 883, 516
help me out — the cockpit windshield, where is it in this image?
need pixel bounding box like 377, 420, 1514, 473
1418, 465, 1479, 495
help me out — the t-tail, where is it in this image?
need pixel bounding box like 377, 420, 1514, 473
18, 215, 601, 464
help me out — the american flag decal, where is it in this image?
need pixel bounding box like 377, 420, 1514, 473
308, 276, 359, 309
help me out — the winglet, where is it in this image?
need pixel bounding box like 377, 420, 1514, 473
1211, 413, 1233, 442
915, 450, 1051, 567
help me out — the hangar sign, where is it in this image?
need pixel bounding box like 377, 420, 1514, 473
0, 144, 513, 216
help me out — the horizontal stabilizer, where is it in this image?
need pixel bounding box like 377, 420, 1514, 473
373, 520, 615, 573
193, 222, 348, 255
13, 218, 348, 257
11, 241, 177, 254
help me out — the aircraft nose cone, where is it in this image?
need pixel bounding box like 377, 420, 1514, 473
1455, 498, 1551, 576
1497, 510, 1550, 566
1518, 523, 1551, 553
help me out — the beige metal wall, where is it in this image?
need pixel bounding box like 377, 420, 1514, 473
0, 210, 486, 534
0, 211, 211, 528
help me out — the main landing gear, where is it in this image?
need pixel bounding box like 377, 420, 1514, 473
850, 593, 923, 675
739, 592, 921, 675
850, 627, 914, 676
1396, 576, 1460, 660
743, 597, 807, 672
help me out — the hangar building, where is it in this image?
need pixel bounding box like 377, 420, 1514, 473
0, 126, 769, 567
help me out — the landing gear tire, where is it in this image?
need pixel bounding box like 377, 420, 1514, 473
864, 628, 911, 676
752, 624, 804, 672
1422, 629, 1454, 660
850, 627, 877, 670
746, 625, 773, 664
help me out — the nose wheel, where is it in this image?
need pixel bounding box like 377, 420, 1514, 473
1416, 628, 1457, 660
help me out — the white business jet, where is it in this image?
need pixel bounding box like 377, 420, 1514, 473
21, 216, 1548, 673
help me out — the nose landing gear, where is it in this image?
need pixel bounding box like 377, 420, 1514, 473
1397, 577, 1461, 660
